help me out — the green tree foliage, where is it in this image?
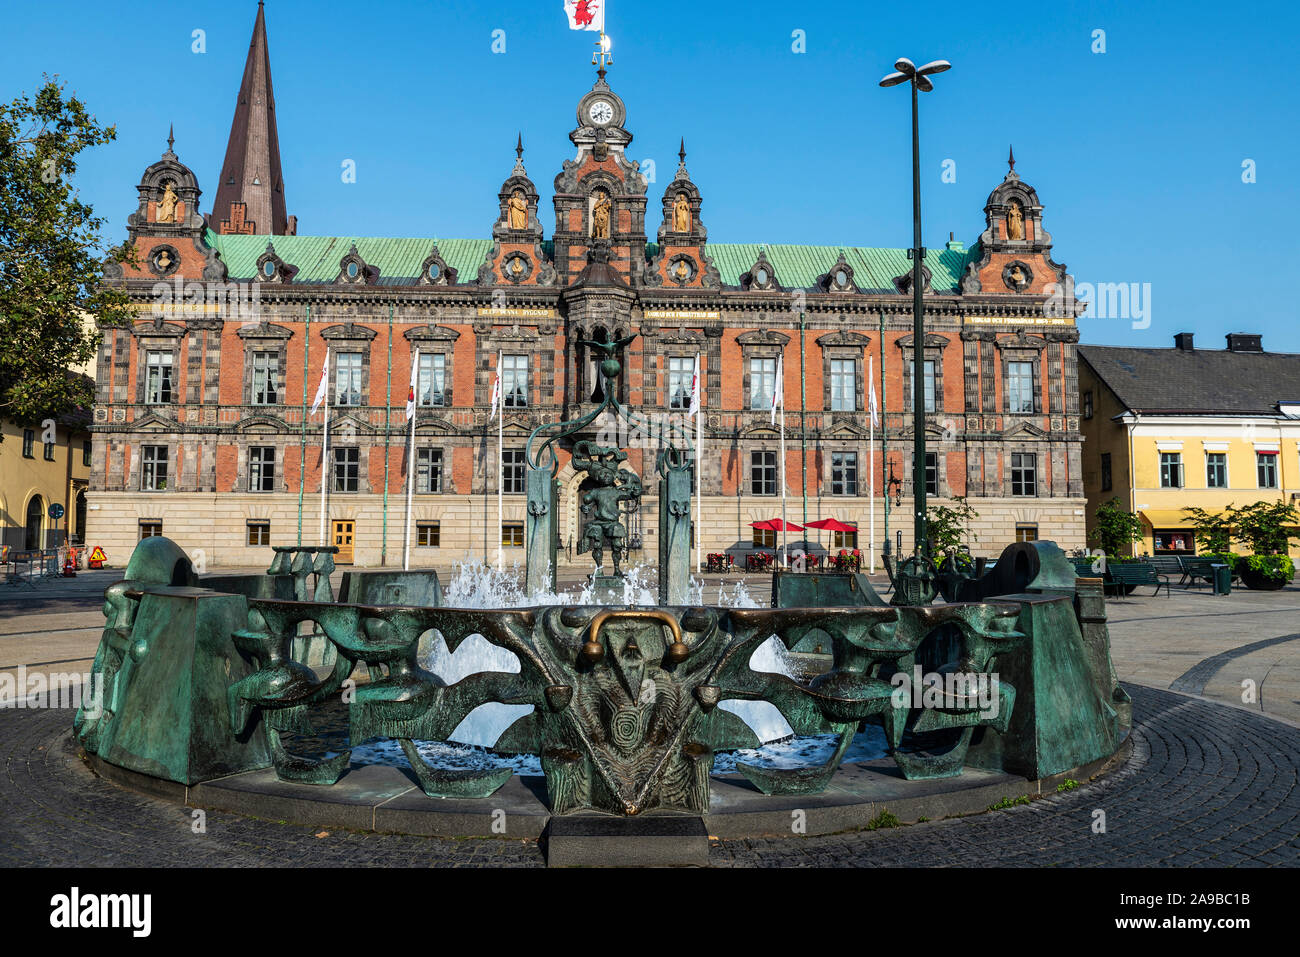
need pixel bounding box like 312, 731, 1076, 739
927, 496, 979, 567
1231, 501, 1300, 556
0, 77, 135, 424
1183, 505, 1234, 554
1089, 497, 1145, 556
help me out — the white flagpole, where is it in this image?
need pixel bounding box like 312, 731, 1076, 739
497, 351, 504, 573
780, 392, 788, 569
869, 354, 876, 574
319, 351, 331, 548
692, 354, 702, 575
403, 348, 420, 571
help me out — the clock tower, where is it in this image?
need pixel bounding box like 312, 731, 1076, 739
552, 71, 648, 286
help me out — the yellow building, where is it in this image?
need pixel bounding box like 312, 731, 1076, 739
0, 413, 92, 553
1078, 333, 1300, 558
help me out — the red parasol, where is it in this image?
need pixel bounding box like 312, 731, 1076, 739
804, 518, 857, 532
750, 519, 804, 531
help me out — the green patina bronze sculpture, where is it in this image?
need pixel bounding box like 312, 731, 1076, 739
573, 440, 642, 577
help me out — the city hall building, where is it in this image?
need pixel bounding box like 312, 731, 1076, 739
88, 5, 1087, 568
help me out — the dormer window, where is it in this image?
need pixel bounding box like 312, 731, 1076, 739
427, 262, 441, 282
262, 260, 275, 278
346, 261, 360, 279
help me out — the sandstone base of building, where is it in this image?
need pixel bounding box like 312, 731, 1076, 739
84, 492, 1087, 570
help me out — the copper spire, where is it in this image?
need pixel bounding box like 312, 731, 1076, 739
212, 2, 290, 235
1008, 144, 1016, 172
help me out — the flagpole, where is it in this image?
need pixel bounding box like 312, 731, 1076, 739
693, 354, 702, 576
496, 351, 504, 573
319, 350, 331, 548
869, 353, 876, 574
403, 348, 419, 571
780, 392, 788, 569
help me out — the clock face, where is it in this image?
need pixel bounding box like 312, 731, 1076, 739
588, 100, 614, 126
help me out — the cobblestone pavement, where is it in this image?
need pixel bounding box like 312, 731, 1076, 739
2, 684, 1295, 867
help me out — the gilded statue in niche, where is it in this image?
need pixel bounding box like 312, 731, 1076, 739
673, 193, 691, 232
157, 181, 179, 223
592, 191, 612, 239
1006, 202, 1024, 241
507, 189, 528, 229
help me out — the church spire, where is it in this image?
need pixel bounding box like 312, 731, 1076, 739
212, 2, 292, 235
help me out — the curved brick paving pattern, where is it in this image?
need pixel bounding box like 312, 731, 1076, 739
1, 684, 1296, 867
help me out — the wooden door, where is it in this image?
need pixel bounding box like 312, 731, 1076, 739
332, 520, 355, 565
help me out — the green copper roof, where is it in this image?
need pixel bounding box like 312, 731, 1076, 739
205, 230, 973, 291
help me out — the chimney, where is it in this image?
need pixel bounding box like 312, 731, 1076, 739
1173, 333, 1194, 352
1226, 333, 1263, 353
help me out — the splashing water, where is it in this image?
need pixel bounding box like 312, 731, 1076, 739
416, 558, 796, 747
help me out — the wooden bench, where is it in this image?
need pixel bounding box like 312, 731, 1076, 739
1107, 561, 1170, 597
1147, 555, 1183, 579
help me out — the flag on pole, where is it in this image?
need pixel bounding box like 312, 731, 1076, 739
564, 0, 605, 31
309, 348, 330, 415
867, 355, 880, 430
688, 355, 700, 419
405, 351, 419, 422
489, 362, 502, 421
770, 353, 784, 426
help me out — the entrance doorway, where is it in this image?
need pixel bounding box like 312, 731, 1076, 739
25, 496, 44, 550
332, 520, 355, 564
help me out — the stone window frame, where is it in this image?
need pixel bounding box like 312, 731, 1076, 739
332, 446, 361, 493
995, 332, 1047, 416
897, 334, 948, 414
1008, 449, 1039, 497
404, 325, 461, 408
247, 444, 277, 492
830, 449, 859, 496
750, 449, 778, 496
416, 447, 444, 494
237, 322, 293, 407
417, 521, 441, 546
139, 443, 170, 491
737, 330, 791, 413
817, 331, 870, 413
134, 322, 186, 406
665, 354, 695, 411
320, 323, 377, 409
645, 328, 704, 411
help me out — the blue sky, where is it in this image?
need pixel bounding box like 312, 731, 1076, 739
6, 0, 1298, 351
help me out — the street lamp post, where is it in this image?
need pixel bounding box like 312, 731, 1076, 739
880, 56, 950, 602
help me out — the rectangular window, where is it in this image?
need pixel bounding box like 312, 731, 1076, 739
502, 354, 528, 408
141, 445, 168, 491
925, 451, 939, 497
1010, 452, 1037, 496
750, 450, 777, 496
749, 357, 777, 411
335, 352, 363, 407
251, 352, 279, 405
907, 359, 936, 412
1154, 530, 1195, 554
831, 451, 858, 496
832, 530, 859, 550
501, 522, 524, 547
830, 359, 857, 412
1257, 452, 1278, 488
752, 527, 776, 548
502, 449, 525, 494
43, 440, 55, 462
144, 351, 174, 404
1206, 452, 1227, 488
416, 448, 443, 493
1016, 524, 1039, 542
139, 520, 163, 540
1007, 361, 1035, 414
248, 446, 276, 492
1083, 390, 1094, 419
83, 440, 92, 468
667, 357, 693, 410
22, 429, 34, 458
418, 353, 447, 407
417, 522, 441, 547
1159, 452, 1183, 489
333, 447, 359, 492
1101, 452, 1112, 491
246, 521, 271, 546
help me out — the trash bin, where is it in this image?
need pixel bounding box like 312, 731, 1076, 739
1210, 563, 1232, 596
